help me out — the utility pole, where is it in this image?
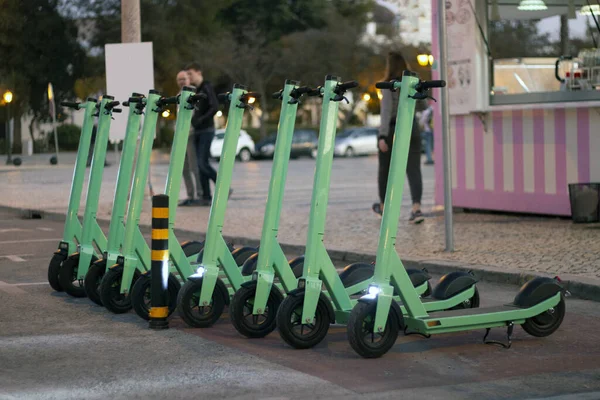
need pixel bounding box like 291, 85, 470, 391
121, 0, 141, 43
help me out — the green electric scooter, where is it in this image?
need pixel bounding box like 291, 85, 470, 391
81, 93, 147, 305
346, 72, 566, 358
97, 87, 207, 316
176, 84, 261, 328
275, 75, 480, 350
228, 80, 430, 338
47, 98, 98, 292
57, 96, 121, 297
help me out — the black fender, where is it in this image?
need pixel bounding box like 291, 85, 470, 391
240, 252, 259, 276
287, 288, 335, 324
432, 271, 478, 300
180, 240, 204, 257
231, 246, 258, 266
406, 268, 431, 288
288, 255, 305, 278
513, 277, 563, 308
339, 262, 374, 282
196, 242, 235, 263
53, 248, 67, 258
186, 275, 230, 306
356, 298, 405, 330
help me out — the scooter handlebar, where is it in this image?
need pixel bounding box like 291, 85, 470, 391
290, 86, 312, 98
156, 96, 178, 107
105, 100, 120, 110
307, 87, 322, 97
240, 92, 261, 102
375, 81, 395, 90
271, 90, 283, 99
415, 80, 446, 91
60, 101, 80, 109
187, 93, 207, 103
336, 80, 358, 91
217, 93, 230, 103
112, 108, 122, 113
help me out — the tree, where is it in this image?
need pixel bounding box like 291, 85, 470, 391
488, 20, 554, 59
0, 0, 85, 151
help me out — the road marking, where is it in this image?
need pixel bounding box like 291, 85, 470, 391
37, 227, 54, 232
0, 238, 58, 245
13, 282, 48, 286
0, 280, 26, 294
0, 228, 27, 233
1, 255, 29, 262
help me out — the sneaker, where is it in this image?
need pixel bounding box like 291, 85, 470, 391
228, 188, 233, 199
424, 160, 434, 165
199, 198, 212, 207
372, 202, 383, 217
409, 210, 425, 224
178, 199, 193, 207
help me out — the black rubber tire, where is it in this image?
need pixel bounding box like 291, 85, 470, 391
288, 256, 305, 278
347, 301, 400, 358
84, 259, 107, 306
176, 278, 227, 328
276, 291, 331, 349
181, 241, 204, 258
48, 253, 65, 292
344, 147, 354, 157
449, 286, 480, 310
240, 252, 259, 276
521, 296, 566, 337
59, 254, 98, 298
422, 281, 433, 297
131, 272, 181, 321
238, 148, 252, 163
229, 282, 284, 338
99, 265, 140, 314
232, 246, 258, 267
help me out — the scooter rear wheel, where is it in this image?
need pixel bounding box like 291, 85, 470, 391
229, 282, 283, 338
48, 253, 65, 292
99, 265, 140, 314
276, 291, 330, 349
521, 296, 565, 337
176, 278, 227, 328
131, 272, 181, 321
347, 301, 400, 359
84, 259, 107, 306
59, 254, 98, 298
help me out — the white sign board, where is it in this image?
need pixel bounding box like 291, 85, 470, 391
445, 0, 478, 115
105, 42, 154, 141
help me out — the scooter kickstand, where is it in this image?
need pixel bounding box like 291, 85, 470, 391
483, 322, 513, 349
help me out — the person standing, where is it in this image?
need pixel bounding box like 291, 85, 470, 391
176, 70, 203, 206
372, 51, 424, 224
419, 98, 434, 165
185, 62, 221, 206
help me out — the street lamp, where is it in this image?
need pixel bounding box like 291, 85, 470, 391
362, 93, 371, 102
3, 90, 14, 165
162, 109, 170, 118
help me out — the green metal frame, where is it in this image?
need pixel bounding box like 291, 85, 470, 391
360, 74, 562, 337
197, 85, 252, 306
56, 99, 98, 256
248, 81, 304, 314
74, 96, 117, 279
117, 88, 197, 294
97, 94, 145, 274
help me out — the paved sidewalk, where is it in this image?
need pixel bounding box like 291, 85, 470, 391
2, 152, 599, 282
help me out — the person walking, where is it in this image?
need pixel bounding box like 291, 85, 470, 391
419, 98, 434, 165
185, 62, 224, 206
372, 51, 424, 224
176, 70, 203, 206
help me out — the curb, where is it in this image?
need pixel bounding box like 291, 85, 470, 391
4, 205, 600, 302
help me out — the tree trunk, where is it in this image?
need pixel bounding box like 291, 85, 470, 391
121, 0, 141, 43
560, 15, 569, 55
258, 85, 268, 138
13, 113, 22, 154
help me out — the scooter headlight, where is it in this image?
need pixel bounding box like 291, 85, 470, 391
192, 266, 205, 278
362, 285, 380, 300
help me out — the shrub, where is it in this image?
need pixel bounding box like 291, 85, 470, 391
55, 124, 82, 151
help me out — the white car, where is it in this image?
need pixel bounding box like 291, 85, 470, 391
334, 127, 379, 157
210, 128, 255, 162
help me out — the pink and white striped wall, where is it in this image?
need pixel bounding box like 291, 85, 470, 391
431, 0, 600, 216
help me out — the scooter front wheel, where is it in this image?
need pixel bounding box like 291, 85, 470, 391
347, 301, 400, 359
131, 272, 181, 321
229, 282, 283, 338
48, 253, 65, 292
84, 258, 106, 306
276, 291, 330, 349
99, 265, 139, 314
176, 278, 227, 328
59, 254, 97, 298
521, 296, 565, 337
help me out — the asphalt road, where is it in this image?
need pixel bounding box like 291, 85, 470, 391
1, 209, 600, 400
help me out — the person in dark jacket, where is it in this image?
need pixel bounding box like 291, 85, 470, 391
185, 62, 222, 205
372, 51, 424, 224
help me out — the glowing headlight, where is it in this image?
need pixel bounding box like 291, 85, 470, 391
368, 286, 380, 296
191, 266, 205, 278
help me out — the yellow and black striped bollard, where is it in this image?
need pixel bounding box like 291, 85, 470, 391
149, 194, 170, 330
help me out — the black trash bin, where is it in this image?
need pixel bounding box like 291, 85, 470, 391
568, 183, 600, 223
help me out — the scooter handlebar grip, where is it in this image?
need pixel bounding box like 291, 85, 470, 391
188, 93, 207, 103
157, 96, 178, 106
291, 86, 312, 97
106, 100, 120, 109
375, 81, 395, 89
416, 80, 447, 90
112, 108, 122, 113
217, 93, 230, 103
307, 88, 321, 97
271, 91, 282, 99
337, 80, 358, 91
127, 96, 144, 104
60, 101, 80, 109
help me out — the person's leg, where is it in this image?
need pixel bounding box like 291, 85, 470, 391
407, 128, 424, 223
424, 130, 434, 164
201, 130, 217, 184
181, 152, 195, 203
186, 137, 202, 199
194, 132, 211, 200
373, 135, 393, 216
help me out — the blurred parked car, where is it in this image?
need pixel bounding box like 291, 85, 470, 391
254, 129, 318, 159
210, 128, 255, 162
334, 127, 378, 157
